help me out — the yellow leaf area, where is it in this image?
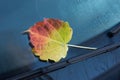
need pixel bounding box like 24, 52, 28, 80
27, 18, 73, 62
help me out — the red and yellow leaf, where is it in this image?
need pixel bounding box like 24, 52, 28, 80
25, 18, 73, 62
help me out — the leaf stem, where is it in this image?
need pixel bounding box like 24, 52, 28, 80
67, 44, 97, 50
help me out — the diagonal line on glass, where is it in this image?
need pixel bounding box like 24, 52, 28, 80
7, 42, 120, 80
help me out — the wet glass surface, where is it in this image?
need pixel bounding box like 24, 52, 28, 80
1, 0, 120, 79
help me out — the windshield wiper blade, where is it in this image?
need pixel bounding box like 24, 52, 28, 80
7, 42, 120, 80
108, 22, 120, 38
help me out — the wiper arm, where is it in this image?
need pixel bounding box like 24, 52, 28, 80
7, 42, 120, 80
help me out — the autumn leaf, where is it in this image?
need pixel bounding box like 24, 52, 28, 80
24, 18, 97, 62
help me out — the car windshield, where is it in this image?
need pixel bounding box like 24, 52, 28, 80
1, 0, 120, 80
